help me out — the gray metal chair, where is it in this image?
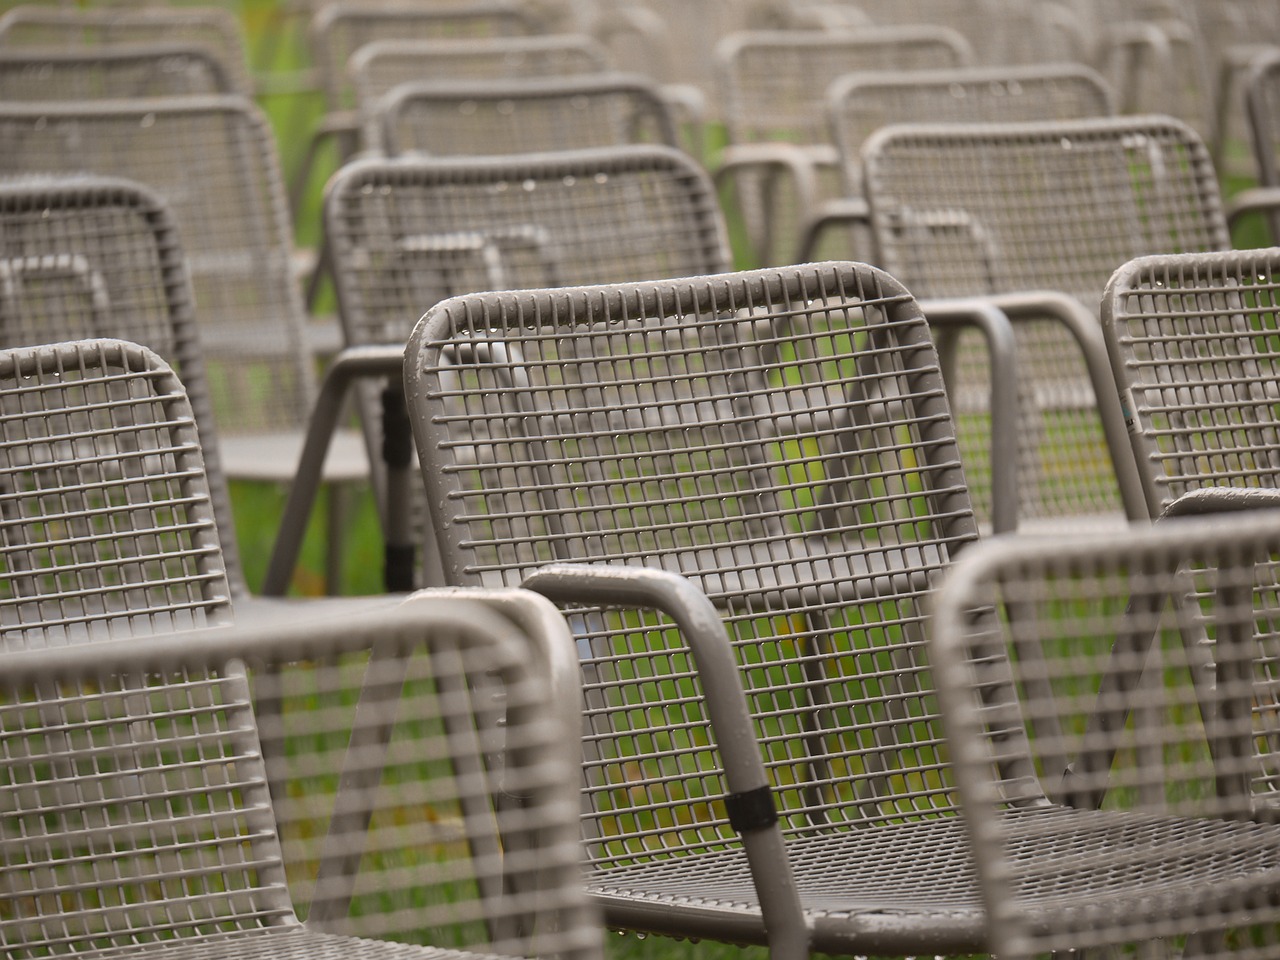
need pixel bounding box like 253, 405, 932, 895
0, 97, 369, 591
402, 259, 1280, 959
375, 72, 679, 157
929, 507, 1280, 960
800, 61, 1116, 263
861, 115, 1230, 533
0, 335, 601, 955
267, 144, 730, 593
713, 26, 972, 268
0, 4, 254, 95
0, 41, 239, 98
350, 33, 611, 130
1228, 48, 1280, 242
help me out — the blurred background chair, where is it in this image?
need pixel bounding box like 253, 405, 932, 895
859, 115, 1229, 534
0, 40, 239, 98
403, 259, 1280, 959
929, 506, 1280, 960
0, 96, 370, 593
712, 26, 972, 269
0, 334, 600, 953
0, 3, 255, 95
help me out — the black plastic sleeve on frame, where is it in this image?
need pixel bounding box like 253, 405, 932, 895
724, 785, 779, 833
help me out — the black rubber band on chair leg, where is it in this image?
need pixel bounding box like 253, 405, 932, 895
725, 785, 779, 833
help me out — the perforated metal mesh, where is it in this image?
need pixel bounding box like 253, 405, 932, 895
351, 35, 610, 112
0, 6, 252, 95
309, 1, 537, 111
864, 116, 1230, 528
931, 514, 1280, 960
0, 97, 317, 439
327, 145, 729, 349
828, 64, 1115, 192
378, 74, 678, 157
0, 42, 236, 99
0, 339, 231, 648
406, 262, 994, 952
1102, 247, 1280, 516
0, 594, 601, 959
714, 26, 971, 267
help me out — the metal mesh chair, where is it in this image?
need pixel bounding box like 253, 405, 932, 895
403, 259, 1280, 958
801, 62, 1116, 264
350, 34, 611, 112
1101, 246, 1280, 520
713, 26, 972, 268
0, 96, 370, 575
862, 115, 1230, 533
929, 509, 1280, 960
0, 41, 239, 98
0, 582, 601, 957
266, 145, 731, 594
0, 337, 601, 954
1229, 48, 1280, 242
375, 73, 679, 157
0, 4, 253, 95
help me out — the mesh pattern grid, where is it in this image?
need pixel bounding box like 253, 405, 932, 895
0, 44, 233, 100
0, 98, 315, 436
380, 76, 677, 158
310, 2, 535, 110
0, 340, 229, 655
864, 116, 1230, 526
932, 518, 1280, 960
351, 36, 610, 111
327, 148, 729, 349
0, 7, 252, 95
407, 263, 981, 874
0, 603, 601, 959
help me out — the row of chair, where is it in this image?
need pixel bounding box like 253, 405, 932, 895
9, 241, 1280, 960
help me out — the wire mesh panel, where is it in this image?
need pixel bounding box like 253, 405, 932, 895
0, 176, 247, 587
0, 5, 253, 94
863, 116, 1230, 529
351, 35, 611, 111
0, 97, 317, 443
377, 74, 678, 157
795, 0, 1025, 64
328, 146, 729, 351
0, 595, 602, 959
309, 1, 538, 111
0, 42, 236, 99
405, 261, 1003, 954
0, 338, 232, 648
828, 63, 1115, 193
930, 513, 1280, 960
1102, 247, 1280, 516
713, 26, 972, 267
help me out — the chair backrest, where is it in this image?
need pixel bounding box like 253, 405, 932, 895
1245, 48, 1280, 188
327, 144, 730, 349
309, 0, 538, 110
0, 41, 237, 99
807, 0, 1022, 64
351, 33, 611, 110
0, 95, 317, 439
376, 72, 680, 156
0, 5, 252, 94
0, 175, 244, 595
827, 63, 1115, 190
715, 27, 973, 146
0, 337, 233, 648
930, 509, 1280, 960
0, 558, 599, 957
863, 115, 1229, 527
404, 261, 983, 862
1101, 246, 1280, 519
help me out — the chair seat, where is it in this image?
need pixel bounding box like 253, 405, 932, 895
219, 428, 370, 485
590, 806, 1280, 956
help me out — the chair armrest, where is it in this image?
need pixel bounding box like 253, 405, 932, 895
1226, 185, 1280, 239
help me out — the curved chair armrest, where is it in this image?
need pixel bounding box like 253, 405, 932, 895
1225, 185, 1280, 239
522, 562, 810, 960
795, 195, 871, 264
1159, 486, 1280, 520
